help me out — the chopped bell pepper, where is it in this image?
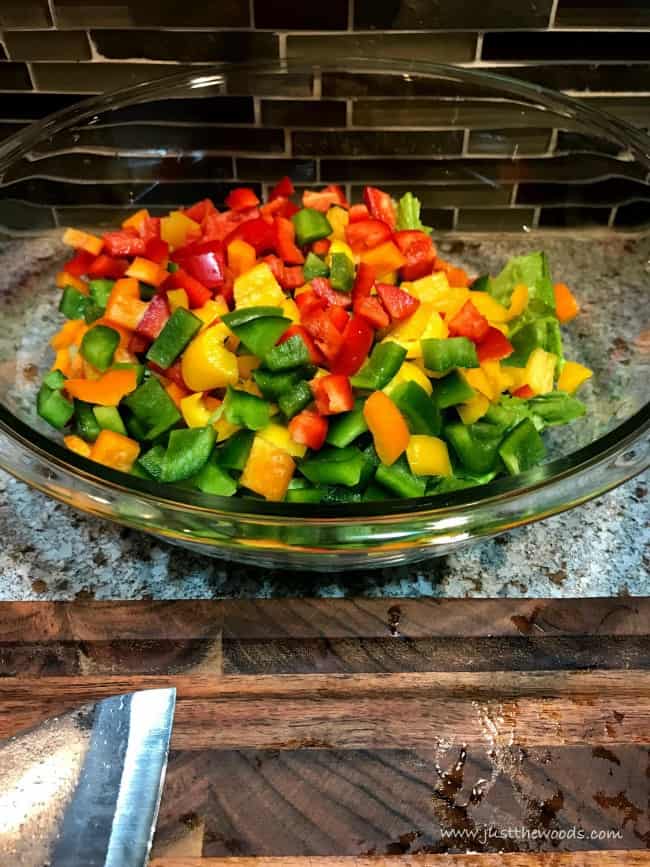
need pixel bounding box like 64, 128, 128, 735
354, 295, 390, 329
278, 380, 313, 418
457, 393, 491, 425
216, 429, 254, 470
292, 208, 333, 246
421, 337, 479, 372
270, 176, 295, 199
227, 239, 257, 276
226, 187, 260, 211
125, 256, 167, 287
274, 216, 305, 265
325, 399, 368, 447
104, 277, 148, 331
406, 435, 452, 477
303, 252, 329, 281
345, 219, 392, 254
525, 347, 557, 395
123, 376, 181, 439
223, 386, 271, 431
448, 300, 490, 343
434, 370, 476, 409
265, 333, 312, 371
553, 281, 580, 323
363, 390, 410, 466
73, 399, 101, 441
329, 252, 355, 293
160, 425, 216, 483
57, 271, 89, 295
37, 381, 74, 430
222, 307, 291, 359
80, 324, 120, 372
180, 325, 238, 392
88, 278, 114, 310
477, 327, 514, 363
194, 453, 237, 496
65, 368, 138, 407
391, 380, 441, 436
259, 422, 308, 458
172, 240, 226, 291
167, 288, 189, 312
446, 421, 504, 475
360, 241, 406, 276
136, 294, 170, 342
89, 429, 140, 473
240, 435, 295, 501
557, 360, 593, 394
160, 210, 200, 250
394, 229, 436, 280
375, 455, 426, 497
147, 307, 202, 369
59, 286, 91, 320
103, 230, 146, 258
499, 418, 546, 476
62, 227, 104, 256
303, 185, 348, 212
330, 315, 374, 376
234, 262, 285, 309
311, 374, 354, 415
93, 405, 127, 436
376, 282, 420, 322
300, 445, 366, 487
351, 341, 407, 390
310, 276, 352, 309
363, 186, 396, 230
64, 434, 92, 459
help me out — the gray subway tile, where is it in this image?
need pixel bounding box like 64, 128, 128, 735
456, 208, 537, 231
0, 64, 33, 90
0, 199, 55, 230
53, 0, 249, 28
517, 179, 650, 207
615, 202, 650, 228
288, 32, 477, 64
236, 158, 317, 183
352, 98, 563, 129
5, 30, 91, 62
354, 0, 553, 29
254, 0, 348, 29
538, 207, 612, 228
91, 30, 277, 63
261, 100, 347, 128
482, 30, 650, 62
30, 62, 198, 93
293, 130, 463, 157
495, 64, 650, 94
468, 129, 552, 156
0, 93, 88, 120
350, 183, 513, 208
0, 1, 51, 28
556, 0, 650, 28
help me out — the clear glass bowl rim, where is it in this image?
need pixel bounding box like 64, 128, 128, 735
0, 56, 648, 524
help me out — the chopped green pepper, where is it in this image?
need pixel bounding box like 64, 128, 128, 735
498, 418, 546, 476
434, 370, 476, 409
528, 391, 586, 426
351, 341, 407, 390
83, 300, 104, 325
375, 455, 426, 498
160, 425, 216, 483
59, 286, 89, 320
146, 307, 201, 369
74, 399, 101, 442
264, 334, 312, 371
329, 253, 354, 292
43, 369, 67, 390
291, 208, 332, 246
125, 412, 149, 442
79, 324, 120, 372
421, 337, 479, 372
221, 306, 284, 329
303, 252, 329, 281
37, 383, 74, 430
300, 446, 366, 487
88, 278, 114, 309
194, 452, 237, 496
223, 386, 270, 430
445, 421, 504, 475
123, 377, 181, 440
137, 443, 166, 481
226, 314, 291, 359
93, 405, 127, 436
286, 487, 324, 503
253, 366, 312, 400
278, 380, 313, 418
391, 381, 441, 436
216, 429, 254, 471
326, 399, 368, 447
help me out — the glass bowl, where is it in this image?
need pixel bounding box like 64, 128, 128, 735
0, 59, 648, 570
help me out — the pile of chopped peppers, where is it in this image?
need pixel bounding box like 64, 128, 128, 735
38, 180, 593, 502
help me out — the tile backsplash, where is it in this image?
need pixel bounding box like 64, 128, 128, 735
0, 0, 649, 232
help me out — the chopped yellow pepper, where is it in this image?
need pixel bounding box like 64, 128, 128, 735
259, 423, 307, 458
506, 283, 528, 320
281, 297, 301, 324
457, 393, 490, 424
63, 434, 92, 459
234, 262, 285, 309
406, 435, 452, 477
384, 361, 433, 396
180, 393, 212, 428
160, 210, 200, 250
181, 325, 239, 392
194, 297, 229, 330
462, 367, 496, 401
327, 238, 355, 266
525, 348, 557, 395
166, 288, 189, 311
240, 435, 295, 501
405, 271, 451, 303
469, 291, 509, 323
558, 360, 593, 394
62, 227, 104, 256
238, 354, 260, 379
326, 206, 349, 242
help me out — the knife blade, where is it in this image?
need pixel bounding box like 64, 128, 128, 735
0, 687, 176, 867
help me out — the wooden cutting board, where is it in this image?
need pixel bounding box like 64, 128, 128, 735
1, 598, 649, 866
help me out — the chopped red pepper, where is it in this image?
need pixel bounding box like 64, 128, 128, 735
220, 268, 234, 305
330, 315, 374, 376
295, 288, 325, 318
128, 333, 149, 354
329, 305, 349, 332
448, 300, 490, 343
513, 384, 534, 399
139, 215, 161, 245
311, 238, 331, 257
311, 374, 354, 415
135, 294, 170, 341
223, 217, 276, 255
87, 254, 129, 280
172, 240, 225, 290
148, 359, 187, 389
144, 238, 169, 264
311, 276, 353, 309
288, 410, 328, 451
363, 186, 396, 230
166, 268, 212, 308
476, 327, 514, 363
351, 262, 376, 304
274, 216, 304, 265
376, 282, 420, 322
183, 198, 217, 224
345, 218, 392, 254
277, 324, 323, 364
64, 249, 95, 277
282, 265, 305, 291
302, 308, 345, 361
261, 254, 285, 285
348, 203, 370, 223
394, 229, 436, 281
226, 187, 260, 211
201, 207, 259, 243
354, 295, 390, 330
302, 185, 348, 212
103, 229, 146, 258
435, 257, 471, 288
269, 176, 295, 200
260, 197, 299, 220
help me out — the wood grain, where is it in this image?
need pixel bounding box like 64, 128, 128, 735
151, 856, 650, 866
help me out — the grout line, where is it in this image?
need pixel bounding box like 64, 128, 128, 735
345, 182, 352, 202
461, 128, 470, 155
231, 156, 238, 181
608, 205, 619, 227
474, 33, 484, 62
25, 62, 36, 91
51, 206, 59, 227
345, 99, 353, 128
452, 207, 459, 230
546, 128, 559, 155
532, 206, 541, 228
348, 0, 355, 31
253, 96, 262, 126
315, 156, 321, 183
510, 182, 519, 206
277, 32, 287, 61
47, 0, 58, 27
313, 68, 322, 99
284, 127, 292, 156
248, 0, 255, 29
548, 0, 561, 28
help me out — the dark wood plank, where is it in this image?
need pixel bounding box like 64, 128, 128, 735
151, 853, 650, 865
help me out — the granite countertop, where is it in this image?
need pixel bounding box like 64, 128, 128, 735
0, 232, 648, 601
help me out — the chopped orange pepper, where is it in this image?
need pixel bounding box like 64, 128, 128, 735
69, 350, 84, 377
62, 227, 103, 256
50, 319, 86, 350
227, 239, 257, 277
554, 282, 580, 324
56, 271, 89, 294
363, 390, 410, 466
104, 278, 148, 331
93, 316, 131, 349
65, 368, 137, 406
64, 435, 92, 459
51, 348, 72, 376
89, 429, 140, 473
165, 381, 190, 409
126, 256, 168, 287
239, 435, 295, 501
122, 208, 150, 233
360, 241, 407, 275
113, 345, 139, 364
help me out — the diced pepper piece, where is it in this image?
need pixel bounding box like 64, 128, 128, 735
180, 325, 239, 392
292, 208, 333, 246
311, 374, 354, 415
104, 277, 148, 331
270, 176, 295, 199
259, 422, 307, 458
37, 382, 74, 430
147, 307, 202, 369
394, 229, 436, 281
226, 187, 260, 210
278, 381, 313, 419
330, 315, 374, 376
477, 327, 514, 363
351, 341, 407, 390
354, 295, 389, 330
360, 241, 406, 276
65, 368, 137, 407
240, 435, 295, 501
457, 393, 491, 425
234, 262, 285, 309
363, 390, 410, 466
165, 268, 212, 309
346, 218, 392, 254
265, 333, 312, 371
329, 253, 355, 293
88, 278, 114, 310
166, 288, 189, 311
557, 360, 593, 394
348, 203, 370, 222
89, 429, 140, 473
525, 347, 557, 396
64, 249, 95, 277
51, 319, 87, 351
277, 324, 323, 365
160, 426, 216, 483
406, 435, 452, 477
194, 453, 237, 496
125, 256, 167, 287
376, 282, 420, 322
93, 404, 127, 436
512, 385, 535, 399
57, 271, 89, 294
326, 205, 350, 242
391, 381, 441, 436
122, 208, 150, 234
421, 337, 479, 372
384, 360, 433, 396
462, 367, 496, 401
59, 286, 90, 320
223, 386, 271, 431
253, 366, 311, 400
288, 410, 328, 451
123, 376, 181, 439
73, 399, 101, 441
102, 230, 146, 258
448, 300, 490, 343
62, 227, 104, 256
80, 324, 120, 372
446, 421, 504, 475
375, 455, 426, 497
136, 294, 170, 342
137, 443, 165, 479
216, 429, 254, 471
311, 276, 352, 310
363, 186, 396, 230
312, 238, 331, 256
300, 445, 366, 487
180, 392, 212, 428
506, 283, 529, 320
222, 308, 291, 359
499, 418, 546, 476
64, 434, 92, 458
144, 238, 169, 264
172, 240, 226, 290
227, 239, 257, 276
160, 210, 200, 250
193, 296, 228, 330
274, 216, 304, 265
303, 185, 348, 212
434, 370, 477, 409
303, 252, 329, 281
164, 380, 189, 409
553, 282, 580, 324
325, 399, 368, 447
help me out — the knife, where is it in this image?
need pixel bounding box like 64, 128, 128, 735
0, 687, 176, 867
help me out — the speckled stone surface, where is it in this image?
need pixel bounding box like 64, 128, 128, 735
0, 231, 648, 600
